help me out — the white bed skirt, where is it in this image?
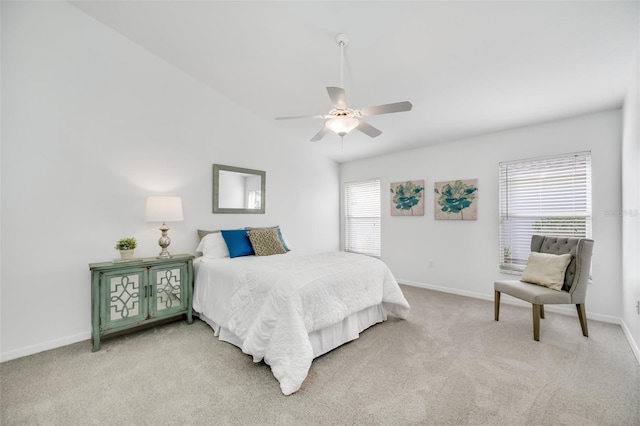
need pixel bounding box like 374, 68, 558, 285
198, 303, 388, 359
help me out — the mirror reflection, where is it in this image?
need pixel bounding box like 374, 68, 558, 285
213, 164, 265, 214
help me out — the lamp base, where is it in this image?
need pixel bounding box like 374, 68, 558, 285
157, 222, 173, 259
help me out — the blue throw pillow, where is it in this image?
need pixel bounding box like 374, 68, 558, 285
221, 229, 254, 258
277, 227, 290, 252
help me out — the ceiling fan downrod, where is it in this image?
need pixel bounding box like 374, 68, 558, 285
336, 34, 349, 89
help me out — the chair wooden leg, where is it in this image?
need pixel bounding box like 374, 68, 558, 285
494, 290, 500, 321
576, 304, 589, 337
532, 304, 541, 341
540, 305, 545, 319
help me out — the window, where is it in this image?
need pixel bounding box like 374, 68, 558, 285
247, 190, 261, 209
344, 178, 381, 257
499, 151, 592, 272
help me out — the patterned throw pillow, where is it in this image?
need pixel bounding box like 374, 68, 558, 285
247, 228, 287, 256
245, 225, 291, 251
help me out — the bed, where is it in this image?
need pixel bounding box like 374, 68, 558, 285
192, 229, 410, 395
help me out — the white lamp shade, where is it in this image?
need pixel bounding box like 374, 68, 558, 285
145, 196, 184, 222
325, 116, 359, 136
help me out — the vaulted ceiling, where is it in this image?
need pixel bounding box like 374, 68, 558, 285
71, 1, 639, 163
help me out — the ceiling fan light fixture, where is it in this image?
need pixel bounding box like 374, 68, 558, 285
325, 116, 359, 136
275, 33, 411, 142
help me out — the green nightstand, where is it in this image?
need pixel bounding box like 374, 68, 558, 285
89, 254, 194, 351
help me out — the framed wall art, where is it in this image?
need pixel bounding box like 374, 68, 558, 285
390, 180, 425, 216
434, 179, 478, 220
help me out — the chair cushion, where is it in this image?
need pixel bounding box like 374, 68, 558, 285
521, 252, 572, 291
495, 280, 571, 305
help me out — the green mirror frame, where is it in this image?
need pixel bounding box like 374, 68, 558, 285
212, 164, 266, 214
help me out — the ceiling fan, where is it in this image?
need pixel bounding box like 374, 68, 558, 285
275, 34, 413, 142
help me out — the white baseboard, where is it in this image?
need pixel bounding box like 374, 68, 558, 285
398, 278, 639, 364
398, 279, 622, 325
620, 319, 640, 365
400, 278, 493, 301
0, 331, 90, 363
3, 282, 638, 366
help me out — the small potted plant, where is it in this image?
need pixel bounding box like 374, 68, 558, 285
115, 237, 137, 260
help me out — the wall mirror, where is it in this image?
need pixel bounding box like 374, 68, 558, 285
212, 164, 265, 214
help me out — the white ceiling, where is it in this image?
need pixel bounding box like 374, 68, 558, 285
71, 1, 639, 163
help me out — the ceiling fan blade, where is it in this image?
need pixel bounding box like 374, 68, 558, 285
359, 101, 413, 117
275, 114, 325, 120
310, 126, 330, 142
356, 121, 382, 138
326, 87, 347, 109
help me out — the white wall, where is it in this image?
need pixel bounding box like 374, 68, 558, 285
341, 110, 623, 321
0, 2, 339, 360
621, 52, 640, 361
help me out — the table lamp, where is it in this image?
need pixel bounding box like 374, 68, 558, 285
145, 196, 184, 258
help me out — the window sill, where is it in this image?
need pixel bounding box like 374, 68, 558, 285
499, 268, 523, 276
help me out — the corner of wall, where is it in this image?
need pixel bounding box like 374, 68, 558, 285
620, 43, 640, 365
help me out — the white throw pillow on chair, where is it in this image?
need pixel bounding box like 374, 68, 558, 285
521, 252, 572, 291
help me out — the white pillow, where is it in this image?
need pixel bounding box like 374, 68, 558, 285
196, 232, 230, 259
521, 252, 572, 291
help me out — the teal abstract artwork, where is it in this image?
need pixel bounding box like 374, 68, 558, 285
434, 179, 478, 220
390, 180, 425, 216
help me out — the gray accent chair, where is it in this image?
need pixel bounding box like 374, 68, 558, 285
494, 235, 594, 341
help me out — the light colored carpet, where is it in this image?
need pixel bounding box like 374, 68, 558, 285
1, 285, 639, 425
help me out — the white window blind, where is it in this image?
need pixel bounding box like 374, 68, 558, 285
499, 151, 592, 273
344, 178, 381, 257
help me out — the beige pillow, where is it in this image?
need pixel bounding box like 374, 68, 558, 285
247, 228, 286, 256
197, 229, 220, 241
521, 252, 572, 291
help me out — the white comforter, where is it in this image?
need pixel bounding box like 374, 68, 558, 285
193, 251, 410, 395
